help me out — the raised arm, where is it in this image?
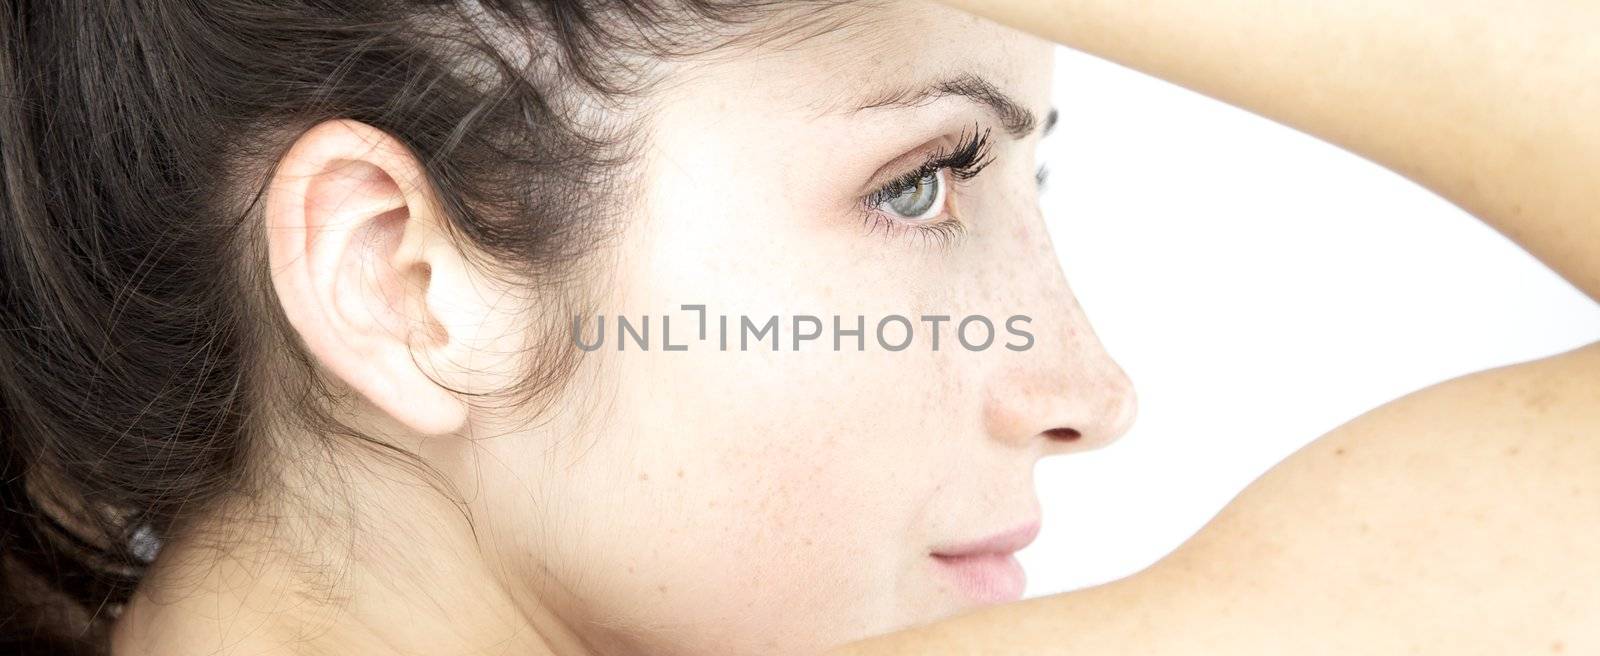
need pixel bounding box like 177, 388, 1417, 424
941, 0, 1600, 304
830, 339, 1600, 654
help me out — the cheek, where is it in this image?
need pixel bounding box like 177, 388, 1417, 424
536, 345, 955, 654
533, 123, 1009, 647
624, 339, 948, 559
550, 243, 975, 650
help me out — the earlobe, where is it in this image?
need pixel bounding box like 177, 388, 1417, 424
264, 119, 470, 436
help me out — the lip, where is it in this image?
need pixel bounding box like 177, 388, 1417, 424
930, 519, 1041, 558
930, 552, 1026, 605
928, 519, 1040, 605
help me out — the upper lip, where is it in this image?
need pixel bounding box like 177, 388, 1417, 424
930, 518, 1041, 557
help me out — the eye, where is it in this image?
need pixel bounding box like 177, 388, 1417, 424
857, 124, 993, 247
878, 169, 947, 221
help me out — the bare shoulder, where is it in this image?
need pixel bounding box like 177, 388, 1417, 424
831, 340, 1600, 655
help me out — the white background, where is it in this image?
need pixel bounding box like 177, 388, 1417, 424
1020, 46, 1600, 596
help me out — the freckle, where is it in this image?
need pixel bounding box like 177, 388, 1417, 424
657, 585, 668, 594
1505, 445, 1521, 456
1334, 447, 1347, 456
639, 472, 649, 482
677, 467, 685, 479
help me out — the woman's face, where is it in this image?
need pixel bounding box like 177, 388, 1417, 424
456, 3, 1136, 654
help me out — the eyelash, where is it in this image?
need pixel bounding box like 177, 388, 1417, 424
859, 125, 1054, 248
860, 124, 995, 247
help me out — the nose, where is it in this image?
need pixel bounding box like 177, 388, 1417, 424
980, 305, 1138, 458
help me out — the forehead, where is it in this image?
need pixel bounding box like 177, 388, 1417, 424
670, 0, 1054, 120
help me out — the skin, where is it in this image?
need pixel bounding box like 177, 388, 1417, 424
115, 3, 1133, 655
832, 0, 1600, 653
110, 0, 1600, 653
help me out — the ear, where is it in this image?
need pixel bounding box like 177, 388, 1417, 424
265, 119, 473, 435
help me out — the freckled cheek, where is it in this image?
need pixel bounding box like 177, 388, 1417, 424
748, 360, 953, 498
669, 349, 929, 476
611, 414, 907, 616
575, 324, 976, 634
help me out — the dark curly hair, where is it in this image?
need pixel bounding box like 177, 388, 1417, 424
0, 0, 858, 652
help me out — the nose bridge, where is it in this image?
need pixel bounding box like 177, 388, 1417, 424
981, 249, 1137, 455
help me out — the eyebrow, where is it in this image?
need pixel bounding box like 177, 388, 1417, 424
845, 73, 1057, 140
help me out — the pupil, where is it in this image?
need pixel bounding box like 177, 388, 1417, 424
889, 173, 939, 218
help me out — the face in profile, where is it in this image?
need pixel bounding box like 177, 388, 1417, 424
0, 0, 1145, 650
438, 3, 1138, 654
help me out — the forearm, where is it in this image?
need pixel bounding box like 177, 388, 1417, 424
937, 0, 1600, 303
830, 342, 1600, 656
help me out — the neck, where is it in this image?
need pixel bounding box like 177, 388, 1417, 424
110, 430, 594, 656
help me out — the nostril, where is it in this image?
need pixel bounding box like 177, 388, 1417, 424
1043, 427, 1081, 442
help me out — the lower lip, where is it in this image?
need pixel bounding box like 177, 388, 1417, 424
929, 552, 1026, 605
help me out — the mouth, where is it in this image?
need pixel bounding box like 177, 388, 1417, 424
928, 519, 1040, 605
